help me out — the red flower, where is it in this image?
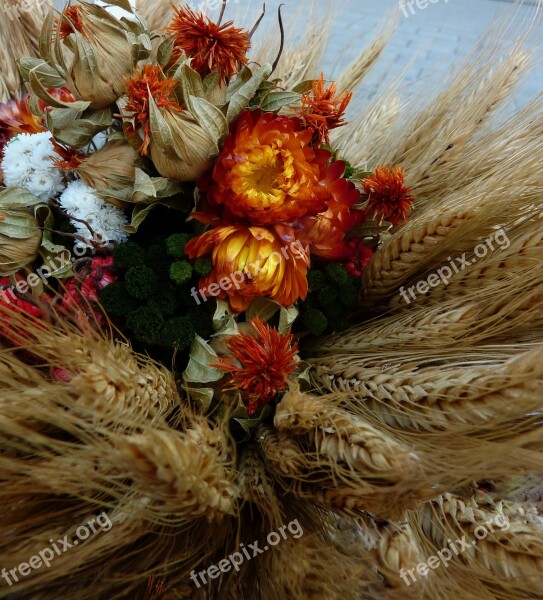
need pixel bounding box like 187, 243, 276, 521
344, 239, 373, 277
298, 160, 364, 260
362, 165, 414, 226
61, 256, 117, 325
295, 73, 352, 146
167, 6, 250, 83
0, 276, 43, 346
213, 318, 299, 415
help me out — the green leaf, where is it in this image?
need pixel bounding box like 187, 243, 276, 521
185, 386, 215, 413
157, 37, 174, 67
203, 71, 221, 95
133, 168, 157, 198
128, 32, 152, 64
148, 93, 175, 153
279, 305, 299, 333
176, 63, 205, 105
212, 299, 239, 335
245, 297, 281, 323
74, 32, 99, 81
46, 107, 113, 148
183, 335, 224, 384
122, 204, 157, 233
259, 91, 302, 112
39, 10, 56, 66
226, 63, 273, 124
226, 66, 252, 101
18, 58, 65, 88
0, 187, 43, 210
28, 69, 90, 111
292, 79, 315, 94
189, 96, 228, 144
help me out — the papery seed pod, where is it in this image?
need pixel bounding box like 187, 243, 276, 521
58, 4, 137, 109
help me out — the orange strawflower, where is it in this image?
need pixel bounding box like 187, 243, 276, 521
296, 73, 352, 146
167, 6, 250, 82
362, 165, 414, 226
185, 225, 310, 313
200, 109, 345, 226
213, 318, 299, 415
123, 65, 182, 155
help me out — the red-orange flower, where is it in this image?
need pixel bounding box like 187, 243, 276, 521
296, 73, 352, 146
362, 165, 414, 226
185, 225, 310, 313
124, 65, 182, 155
167, 6, 250, 82
298, 160, 364, 260
58, 5, 86, 40
0, 97, 43, 155
213, 318, 299, 415
200, 109, 343, 226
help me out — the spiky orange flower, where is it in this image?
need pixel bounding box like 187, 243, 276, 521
362, 165, 415, 226
123, 65, 182, 155
213, 318, 299, 415
296, 73, 352, 146
185, 225, 310, 313
201, 109, 345, 226
0, 97, 43, 154
167, 6, 250, 82
58, 5, 86, 40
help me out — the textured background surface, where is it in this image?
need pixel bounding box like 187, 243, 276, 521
228, 0, 543, 110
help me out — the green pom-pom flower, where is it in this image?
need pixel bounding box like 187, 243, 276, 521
317, 283, 338, 307
113, 241, 145, 271
99, 282, 139, 316
338, 284, 359, 308
160, 316, 196, 350
165, 233, 192, 259
194, 257, 213, 276
307, 270, 326, 292
125, 266, 158, 300
147, 287, 178, 317
325, 263, 349, 286
303, 308, 328, 336
170, 261, 193, 285
126, 306, 164, 343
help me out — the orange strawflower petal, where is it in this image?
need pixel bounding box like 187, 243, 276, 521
201, 109, 339, 226
185, 225, 310, 313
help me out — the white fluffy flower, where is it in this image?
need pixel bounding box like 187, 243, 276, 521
59, 179, 129, 249
1, 132, 65, 201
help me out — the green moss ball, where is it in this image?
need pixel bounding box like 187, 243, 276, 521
126, 306, 164, 343
159, 316, 196, 350
170, 261, 194, 286
303, 308, 328, 336
125, 266, 158, 300
113, 241, 145, 271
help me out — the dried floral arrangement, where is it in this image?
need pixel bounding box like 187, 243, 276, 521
0, 0, 542, 599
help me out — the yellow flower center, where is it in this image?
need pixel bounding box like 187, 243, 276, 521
231, 145, 297, 211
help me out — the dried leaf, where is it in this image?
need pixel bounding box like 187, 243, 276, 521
226, 63, 272, 124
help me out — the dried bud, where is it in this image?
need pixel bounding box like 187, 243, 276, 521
150, 111, 216, 182
123, 65, 218, 182
76, 141, 138, 205
59, 5, 136, 109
